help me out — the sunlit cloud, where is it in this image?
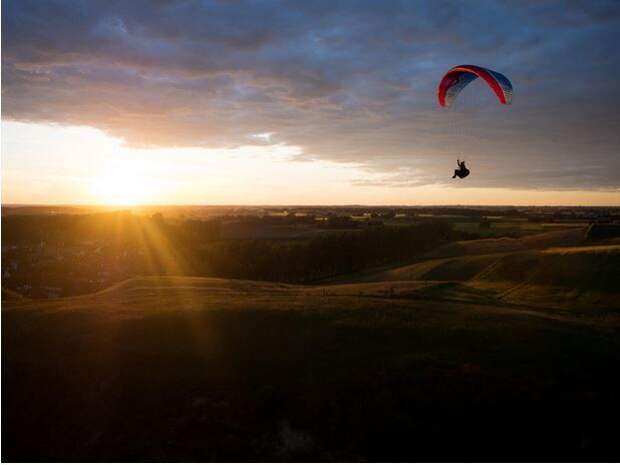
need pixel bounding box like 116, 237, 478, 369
3, 121, 619, 206
251, 132, 275, 143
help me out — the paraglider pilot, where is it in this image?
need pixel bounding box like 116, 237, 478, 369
452, 160, 470, 179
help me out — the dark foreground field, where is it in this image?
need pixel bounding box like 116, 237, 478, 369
3, 237, 620, 460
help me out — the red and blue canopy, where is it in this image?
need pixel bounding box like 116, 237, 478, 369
438, 65, 513, 107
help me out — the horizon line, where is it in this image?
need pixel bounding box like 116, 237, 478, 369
3, 203, 620, 209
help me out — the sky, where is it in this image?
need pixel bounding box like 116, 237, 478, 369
2, 0, 620, 206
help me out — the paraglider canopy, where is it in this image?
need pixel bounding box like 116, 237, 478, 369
438, 65, 513, 108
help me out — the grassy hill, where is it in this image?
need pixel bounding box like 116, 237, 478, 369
3, 269, 620, 460
332, 228, 620, 313
422, 226, 586, 259
3, 227, 620, 460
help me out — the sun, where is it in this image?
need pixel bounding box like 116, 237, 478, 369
91, 166, 155, 205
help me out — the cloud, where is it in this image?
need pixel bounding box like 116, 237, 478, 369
3, 0, 620, 189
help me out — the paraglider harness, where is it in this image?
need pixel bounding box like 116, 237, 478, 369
453, 160, 470, 179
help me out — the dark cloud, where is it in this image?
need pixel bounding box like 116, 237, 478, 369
3, 0, 620, 189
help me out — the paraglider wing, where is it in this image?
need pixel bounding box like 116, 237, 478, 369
438, 65, 513, 107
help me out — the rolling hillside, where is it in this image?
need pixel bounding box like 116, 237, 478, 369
422, 226, 586, 259
4, 269, 620, 460
3, 228, 620, 460
336, 229, 620, 313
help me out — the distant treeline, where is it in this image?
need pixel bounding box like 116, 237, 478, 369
2, 212, 457, 295
196, 221, 453, 282
585, 223, 620, 241
1, 211, 222, 245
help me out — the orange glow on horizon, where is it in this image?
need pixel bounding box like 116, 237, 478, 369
2, 121, 620, 207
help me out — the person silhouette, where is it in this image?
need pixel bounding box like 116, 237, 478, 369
452, 159, 470, 179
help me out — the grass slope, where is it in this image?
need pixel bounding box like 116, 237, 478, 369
3, 274, 620, 460
343, 230, 620, 313
424, 227, 586, 259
